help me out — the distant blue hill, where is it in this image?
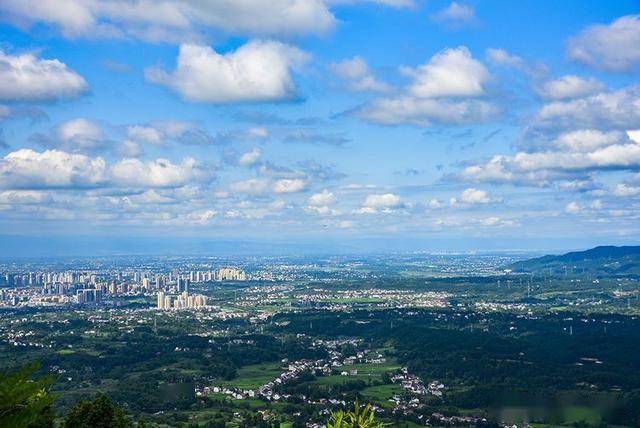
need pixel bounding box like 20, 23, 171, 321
510, 245, 640, 276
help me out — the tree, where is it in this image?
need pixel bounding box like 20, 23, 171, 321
0, 362, 55, 428
62, 395, 133, 428
327, 403, 386, 428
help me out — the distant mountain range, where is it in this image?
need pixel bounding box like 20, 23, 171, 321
509, 245, 640, 276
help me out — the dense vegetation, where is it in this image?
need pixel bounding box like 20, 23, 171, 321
510, 245, 640, 277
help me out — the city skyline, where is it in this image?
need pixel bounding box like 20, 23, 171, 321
1, 1, 640, 253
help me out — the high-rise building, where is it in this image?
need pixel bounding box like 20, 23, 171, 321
215, 268, 247, 281
157, 291, 165, 309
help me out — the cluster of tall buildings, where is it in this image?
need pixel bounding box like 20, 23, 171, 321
0, 266, 246, 307
215, 268, 247, 281
76, 288, 103, 304
2, 272, 98, 287
156, 291, 207, 310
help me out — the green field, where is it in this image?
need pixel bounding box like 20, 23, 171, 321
360, 384, 403, 406
218, 362, 283, 390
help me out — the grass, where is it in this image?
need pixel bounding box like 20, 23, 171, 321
563, 406, 600, 425
218, 362, 283, 390
360, 384, 403, 403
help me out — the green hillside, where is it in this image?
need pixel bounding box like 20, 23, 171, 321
509, 246, 640, 277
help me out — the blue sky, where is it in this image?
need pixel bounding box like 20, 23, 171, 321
0, 0, 639, 253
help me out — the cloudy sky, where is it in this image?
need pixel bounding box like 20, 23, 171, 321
0, 0, 639, 253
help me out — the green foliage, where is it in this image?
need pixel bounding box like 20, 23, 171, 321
62, 395, 133, 428
0, 362, 55, 428
327, 403, 386, 428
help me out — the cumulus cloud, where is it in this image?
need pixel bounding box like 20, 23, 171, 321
50, 118, 107, 152
535, 85, 640, 130
145, 41, 309, 103
613, 183, 640, 197
352, 47, 497, 126
0, 190, 49, 204
567, 14, 640, 72
0, 149, 210, 190
458, 188, 492, 204
110, 157, 208, 188
127, 121, 218, 146
553, 129, 624, 152
427, 198, 442, 209
238, 147, 262, 167
485, 47, 547, 77
431, 2, 476, 27
329, 56, 390, 92
565, 201, 581, 214
404, 47, 489, 98
0, 49, 87, 101
230, 179, 269, 195
486, 48, 525, 68
0, 149, 107, 189
273, 178, 306, 193
355, 97, 497, 126
187, 209, 217, 225
0, 0, 337, 42
308, 189, 336, 206
356, 193, 402, 213
536, 75, 605, 100
459, 134, 640, 187
126, 125, 165, 145
478, 216, 518, 228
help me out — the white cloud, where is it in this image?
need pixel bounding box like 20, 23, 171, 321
187, 209, 217, 225
404, 47, 489, 98
567, 14, 640, 72
459, 138, 640, 187
238, 147, 262, 167
273, 178, 306, 193
554, 129, 624, 152
358, 193, 402, 213
565, 201, 581, 214
119, 140, 144, 158
126, 125, 165, 145
58, 118, 101, 142
308, 189, 336, 206
479, 216, 518, 227
353, 47, 497, 126
329, 56, 390, 92
537, 75, 604, 100
613, 183, 640, 197
355, 96, 497, 126
486, 48, 525, 68
431, 2, 476, 26
145, 41, 309, 103
306, 205, 338, 216
0, 149, 107, 189
364, 193, 401, 208
129, 189, 174, 204
230, 179, 268, 195
485, 47, 547, 77
0, 49, 87, 101
0, 0, 337, 41
459, 188, 491, 204
0, 190, 49, 204
110, 157, 208, 188
535, 85, 640, 130
54, 118, 105, 152
427, 198, 442, 209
